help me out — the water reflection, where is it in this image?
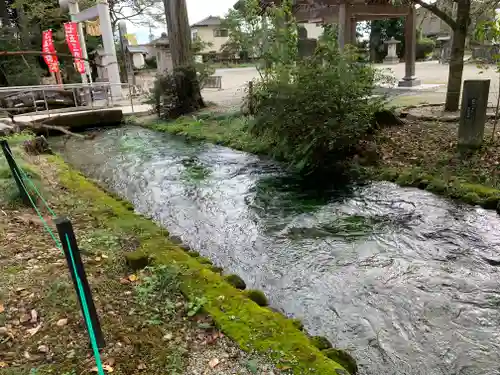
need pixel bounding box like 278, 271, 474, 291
52, 126, 500, 375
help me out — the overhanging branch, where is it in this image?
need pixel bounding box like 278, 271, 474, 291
410, 0, 457, 29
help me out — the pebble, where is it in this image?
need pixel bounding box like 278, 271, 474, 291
56, 318, 68, 327
0, 327, 8, 336
38, 345, 49, 353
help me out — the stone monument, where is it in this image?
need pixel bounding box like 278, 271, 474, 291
384, 37, 400, 64
458, 80, 490, 149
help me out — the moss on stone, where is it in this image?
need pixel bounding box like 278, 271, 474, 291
125, 250, 151, 270
245, 289, 269, 307
290, 318, 304, 331
209, 266, 223, 274
187, 250, 200, 257
224, 274, 246, 290
196, 256, 213, 265
50, 155, 349, 374
462, 192, 481, 205
322, 348, 358, 375
311, 336, 332, 350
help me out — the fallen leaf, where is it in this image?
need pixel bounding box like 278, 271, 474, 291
137, 363, 147, 370
38, 345, 49, 353
56, 318, 68, 327
0, 361, 8, 368
101, 254, 109, 259
128, 274, 138, 282
26, 323, 42, 336
103, 365, 114, 373
208, 358, 220, 368
95, 257, 102, 262
119, 278, 130, 285
0, 304, 4, 313
106, 358, 116, 366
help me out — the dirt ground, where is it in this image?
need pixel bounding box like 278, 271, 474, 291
0, 146, 279, 375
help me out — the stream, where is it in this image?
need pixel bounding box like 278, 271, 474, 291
52, 126, 500, 375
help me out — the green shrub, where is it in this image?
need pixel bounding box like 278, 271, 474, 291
311, 336, 332, 350
249, 48, 390, 174
416, 38, 435, 60
245, 289, 269, 306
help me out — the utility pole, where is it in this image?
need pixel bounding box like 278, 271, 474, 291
162, 0, 204, 111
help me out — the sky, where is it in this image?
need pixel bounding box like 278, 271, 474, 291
127, 0, 236, 44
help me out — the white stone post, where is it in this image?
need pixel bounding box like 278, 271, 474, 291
96, 0, 122, 100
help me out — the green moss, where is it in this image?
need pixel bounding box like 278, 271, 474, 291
125, 250, 151, 270
187, 250, 200, 257
209, 266, 223, 274
50, 155, 349, 374
225, 274, 246, 290
462, 192, 481, 205
245, 289, 269, 307
290, 318, 304, 331
424, 179, 448, 193
196, 257, 213, 265
322, 349, 358, 375
311, 336, 332, 350
145, 115, 272, 155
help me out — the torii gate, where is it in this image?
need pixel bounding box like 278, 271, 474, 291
59, 0, 122, 99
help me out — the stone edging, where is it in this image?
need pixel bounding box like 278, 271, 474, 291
373, 167, 500, 211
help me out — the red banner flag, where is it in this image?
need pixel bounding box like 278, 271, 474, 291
64, 22, 86, 74
42, 30, 60, 73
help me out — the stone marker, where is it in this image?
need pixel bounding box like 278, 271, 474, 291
383, 37, 400, 65
458, 79, 490, 148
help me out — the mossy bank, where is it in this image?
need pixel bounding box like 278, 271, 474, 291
138, 112, 500, 212
47, 155, 352, 374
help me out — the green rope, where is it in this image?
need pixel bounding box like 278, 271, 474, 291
5, 147, 57, 217
65, 233, 105, 375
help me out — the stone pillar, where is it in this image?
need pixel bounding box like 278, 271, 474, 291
398, 6, 421, 87
384, 37, 400, 64
338, 3, 346, 50
458, 80, 490, 148
96, 0, 122, 99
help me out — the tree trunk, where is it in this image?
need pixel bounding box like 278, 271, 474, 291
444, 0, 471, 111
163, 0, 204, 111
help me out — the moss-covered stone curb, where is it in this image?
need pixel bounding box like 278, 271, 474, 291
49, 156, 351, 375
371, 167, 500, 211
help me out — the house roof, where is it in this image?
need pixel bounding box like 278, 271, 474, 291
191, 15, 222, 27
127, 45, 148, 54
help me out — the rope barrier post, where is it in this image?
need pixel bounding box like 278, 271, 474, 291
54, 216, 105, 349
0, 140, 30, 205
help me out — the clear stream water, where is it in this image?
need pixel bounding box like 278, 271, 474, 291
53, 126, 500, 375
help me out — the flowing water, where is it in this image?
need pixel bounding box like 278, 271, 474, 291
53, 126, 500, 375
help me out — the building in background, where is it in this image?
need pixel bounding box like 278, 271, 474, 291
190, 15, 229, 61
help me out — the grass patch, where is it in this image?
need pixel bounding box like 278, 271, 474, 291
147, 112, 272, 155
